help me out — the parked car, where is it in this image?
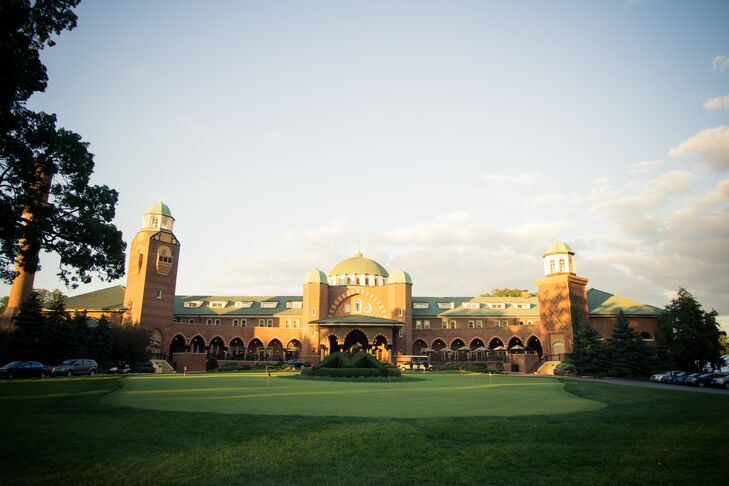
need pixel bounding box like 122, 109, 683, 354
108, 362, 131, 375
130, 361, 156, 373
675, 372, 701, 385
650, 370, 678, 383
687, 372, 724, 388
0, 361, 51, 379
51, 359, 98, 377
286, 360, 311, 369
710, 373, 729, 389
660, 371, 688, 384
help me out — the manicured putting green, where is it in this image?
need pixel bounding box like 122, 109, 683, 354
104, 373, 604, 418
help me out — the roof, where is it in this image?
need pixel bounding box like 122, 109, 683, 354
543, 241, 574, 257
304, 269, 327, 284
587, 288, 663, 316
329, 251, 389, 277
388, 269, 412, 285
174, 295, 304, 316
410, 297, 471, 317
147, 202, 173, 219
311, 315, 404, 327
64, 285, 126, 311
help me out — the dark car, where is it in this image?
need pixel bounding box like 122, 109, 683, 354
710, 373, 729, 389
130, 361, 156, 373
687, 372, 724, 388
286, 360, 311, 370
660, 371, 687, 384
675, 372, 701, 385
51, 359, 98, 377
0, 361, 51, 379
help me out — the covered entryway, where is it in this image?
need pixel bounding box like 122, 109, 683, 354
344, 330, 369, 352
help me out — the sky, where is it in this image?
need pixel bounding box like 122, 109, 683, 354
3, 0, 729, 314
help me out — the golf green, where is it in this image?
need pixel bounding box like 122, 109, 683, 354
103, 372, 605, 417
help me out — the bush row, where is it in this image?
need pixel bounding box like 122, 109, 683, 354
301, 366, 401, 378
430, 362, 504, 373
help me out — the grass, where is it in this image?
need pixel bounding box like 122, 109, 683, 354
0, 373, 727, 485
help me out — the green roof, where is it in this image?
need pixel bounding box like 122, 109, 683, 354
65, 285, 126, 311
587, 288, 663, 316
329, 251, 389, 277
174, 295, 303, 316
411, 297, 471, 317
311, 315, 404, 327
147, 202, 173, 219
543, 241, 574, 257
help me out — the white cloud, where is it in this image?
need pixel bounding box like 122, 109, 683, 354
703, 94, 729, 111
668, 125, 729, 170
482, 172, 540, 184
712, 55, 729, 72
627, 159, 663, 174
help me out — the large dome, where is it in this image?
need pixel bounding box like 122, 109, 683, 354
543, 241, 574, 257
329, 251, 389, 277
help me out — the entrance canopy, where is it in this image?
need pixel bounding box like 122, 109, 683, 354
311, 315, 405, 328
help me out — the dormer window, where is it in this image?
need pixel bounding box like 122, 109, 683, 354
413, 302, 429, 309
463, 302, 480, 309
235, 301, 253, 308
209, 301, 227, 308
260, 301, 278, 309
286, 301, 303, 309
437, 302, 454, 309
487, 303, 506, 309
184, 301, 203, 308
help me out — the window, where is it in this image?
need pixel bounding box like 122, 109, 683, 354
209, 301, 226, 308
344, 303, 351, 313
235, 301, 253, 308
442, 321, 448, 329
267, 319, 273, 327
550, 260, 556, 273
285, 320, 291, 329
312, 308, 317, 316
519, 320, 525, 326
398, 328, 403, 338
258, 319, 265, 327
240, 319, 247, 327
413, 302, 429, 309
206, 319, 213, 325
365, 303, 372, 313
468, 320, 474, 328
527, 320, 533, 325
398, 308, 404, 317
214, 319, 221, 326
293, 319, 300, 329
415, 320, 423, 329
488, 303, 505, 309
187, 318, 195, 324
184, 301, 203, 308
464, 303, 479, 309
559, 258, 565, 272
450, 320, 456, 329
233, 319, 239, 327
476, 320, 483, 328
286, 301, 303, 309
437, 302, 454, 309
156, 290, 163, 299
424, 320, 431, 329
354, 300, 362, 313
260, 301, 278, 309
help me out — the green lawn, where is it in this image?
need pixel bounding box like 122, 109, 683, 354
1, 373, 728, 485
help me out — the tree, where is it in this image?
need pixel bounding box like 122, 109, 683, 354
567, 322, 608, 376
0, 0, 125, 288
9, 290, 46, 360
481, 288, 536, 297
606, 311, 652, 377
657, 288, 724, 372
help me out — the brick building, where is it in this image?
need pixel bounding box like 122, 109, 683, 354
62, 203, 663, 371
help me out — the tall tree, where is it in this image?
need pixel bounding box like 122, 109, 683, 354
606, 311, 652, 377
1, 0, 125, 327
567, 321, 608, 376
9, 290, 46, 360
657, 288, 724, 372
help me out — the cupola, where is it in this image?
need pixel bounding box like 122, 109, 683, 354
543, 241, 575, 275
143, 202, 175, 233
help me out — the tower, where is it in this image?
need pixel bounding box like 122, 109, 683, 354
302, 268, 328, 364
534, 242, 589, 356
387, 269, 412, 355
123, 202, 180, 330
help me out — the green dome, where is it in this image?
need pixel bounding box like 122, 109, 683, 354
329, 251, 389, 277
388, 269, 412, 285
543, 241, 574, 257
147, 202, 173, 219
304, 269, 328, 284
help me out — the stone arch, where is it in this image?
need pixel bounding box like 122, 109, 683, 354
328, 288, 387, 317
344, 329, 369, 352
431, 338, 447, 351
209, 336, 225, 359
169, 334, 187, 359
451, 338, 466, 349
247, 338, 264, 360
525, 335, 543, 356
268, 339, 284, 361
412, 339, 427, 355
372, 334, 389, 362
285, 339, 301, 360
190, 335, 206, 353
488, 337, 504, 350
469, 338, 485, 350
507, 336, 524, 349
229, 337, 245, 359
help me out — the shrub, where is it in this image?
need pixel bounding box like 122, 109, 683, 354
314, 367, 385, 378
554, 363, 577, 376
218, 363, 250, 372
206, 357, 219, 371
384, 366, 401, 377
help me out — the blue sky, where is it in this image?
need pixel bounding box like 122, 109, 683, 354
3, 0, 729, 313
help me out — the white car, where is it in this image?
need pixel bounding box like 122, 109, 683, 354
710, 373, 729, 389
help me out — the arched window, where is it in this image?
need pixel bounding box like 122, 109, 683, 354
559, 258, 565, 272
156, 246, 173, 275
549, 260, 556, 273
365, 303, 372, 313
641, 332, 654, 341
354, 300, 362, 313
